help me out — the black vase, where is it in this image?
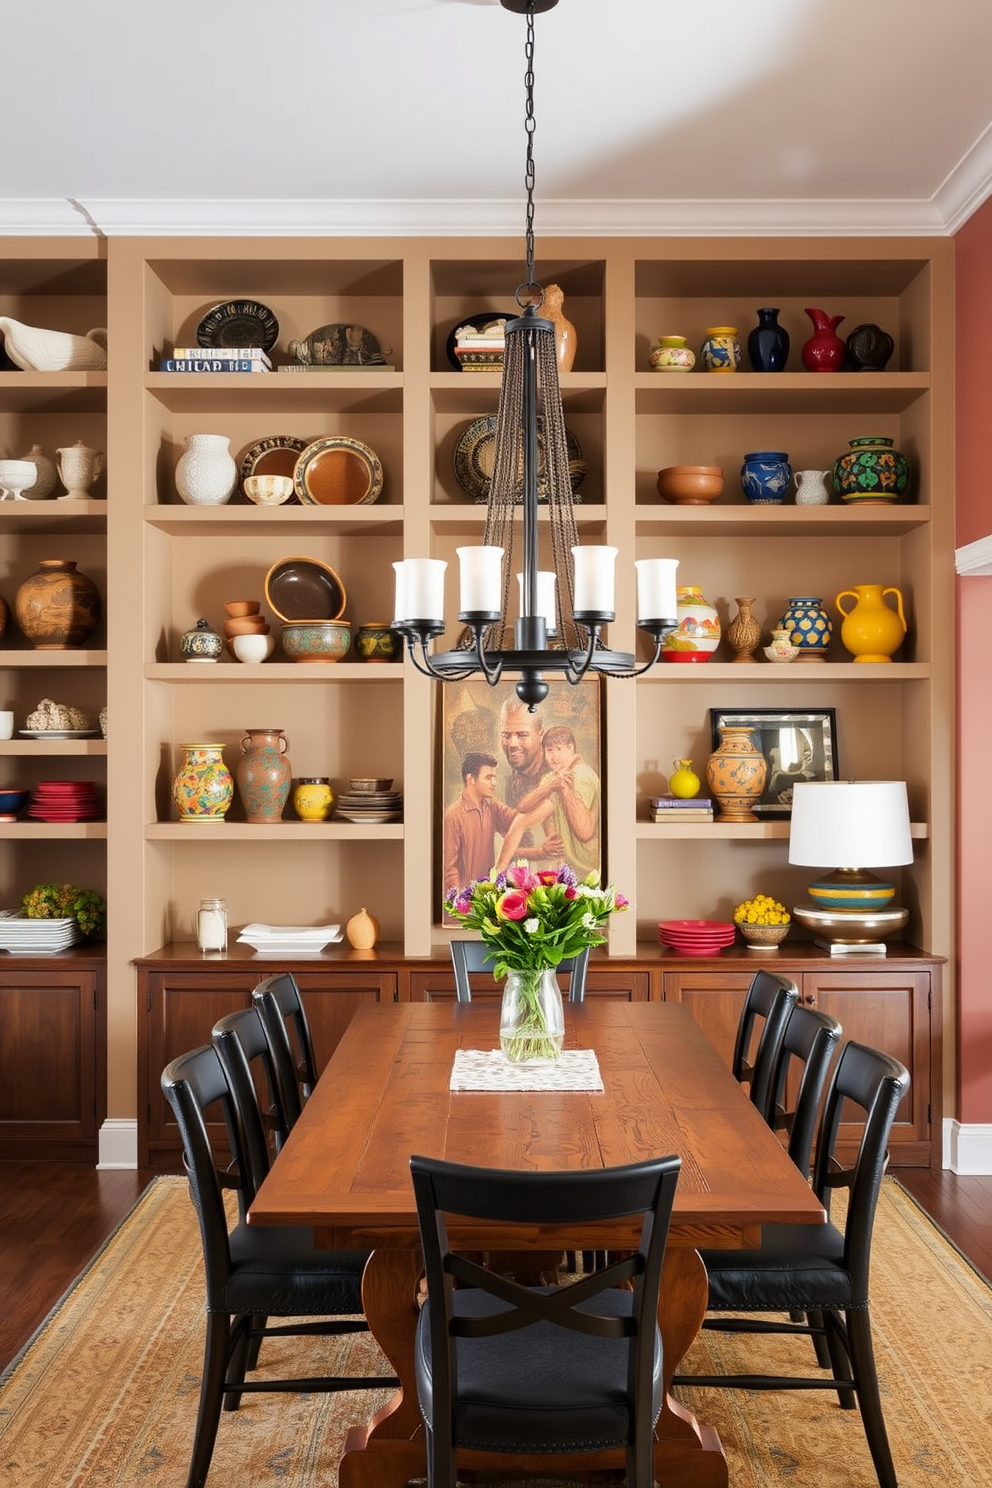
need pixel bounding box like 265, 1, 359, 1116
747, 307, 790, 373
845, 323, 894, 372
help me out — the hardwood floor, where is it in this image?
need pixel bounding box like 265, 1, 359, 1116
0, 1162, 989, 1375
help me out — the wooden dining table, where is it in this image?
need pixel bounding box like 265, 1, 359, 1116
249, 999, 825, 1488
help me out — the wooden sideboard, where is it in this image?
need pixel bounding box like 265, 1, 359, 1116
135, 940, 942, 1171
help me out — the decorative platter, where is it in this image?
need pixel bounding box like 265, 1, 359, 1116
453, 414, 585, 504
196, 299, 280, 352
264, 555, 347, 622
18, 729, 102, 740
239, 435, 307, 495
287, 323, 386, 367
445, 311, 514, 371
293, 435, 383, 507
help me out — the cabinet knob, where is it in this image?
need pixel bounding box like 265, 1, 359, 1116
805, 993, 816, 1005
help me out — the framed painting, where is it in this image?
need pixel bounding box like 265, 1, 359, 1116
709, 706, 839, 819
439, 676, 603, 918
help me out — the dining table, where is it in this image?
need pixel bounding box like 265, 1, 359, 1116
249, 998, 825, 1488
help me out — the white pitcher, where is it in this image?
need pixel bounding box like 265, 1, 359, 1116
793, 469, 832, 506
57, 441, 105, 500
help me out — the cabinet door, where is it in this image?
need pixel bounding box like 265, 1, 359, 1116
0, 969, 101, 1160
800, 970, 933, 1165
408, 967, 651, 1003
291, 972, 397, 1069
662, 969, 757, 1072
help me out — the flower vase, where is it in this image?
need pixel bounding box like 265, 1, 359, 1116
726, 596, 762, 663
660, 585, 721, 662
235, 727, 292, 823
706, 726, 768, 823
172, 743, 234, 823
500, 968, 565, 1064
175, 433, 237, 506
801, 308, 846, 372
747, 307, 790, 372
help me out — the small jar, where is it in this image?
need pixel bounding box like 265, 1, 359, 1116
354, 622, 403, 663
180, 618, 223, 663
293, 777, 336, 821
700, 326, 742, 373
197, 897, 230, 953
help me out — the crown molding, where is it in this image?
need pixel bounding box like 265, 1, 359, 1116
955, 534, 992, 576
0, 199, 96, 234
933, 119, 992, 235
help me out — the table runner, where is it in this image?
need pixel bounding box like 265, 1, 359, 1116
450, 1048, 603, 1091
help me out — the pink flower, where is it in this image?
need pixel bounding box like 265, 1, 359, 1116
497, 889, 530, 921
537, 870, 559, 886
507, 863, 539, 893
564, 886, 577, 900
616, 893, 629, 909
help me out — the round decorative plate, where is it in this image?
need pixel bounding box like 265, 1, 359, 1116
445, 311, 515, 371
196, 299, 279, 352
239, 435, 307, 495
264, 556, 347, 623
18, 729, 101, 739
293, 436, 383, 507
453, 414, 585, 503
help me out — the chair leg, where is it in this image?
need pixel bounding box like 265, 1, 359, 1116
822, 1312, 857, 1410
244, 1314, 266, 1371
805, 1307, 834, 1369
223, 1314, 252, 1412
187, 1312, 232, 1488
846, 1308, 897, 1488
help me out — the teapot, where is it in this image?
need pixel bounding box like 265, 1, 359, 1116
0, 316, 107, 372
57, 441, 104, 500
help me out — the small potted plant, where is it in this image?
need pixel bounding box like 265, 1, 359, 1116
20, 882, 107, 940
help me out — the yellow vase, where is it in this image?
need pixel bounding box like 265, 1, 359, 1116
835, 584, 907, 663
668, 759, 701, 798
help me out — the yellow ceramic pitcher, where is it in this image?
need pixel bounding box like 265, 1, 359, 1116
835, 584, 907, 663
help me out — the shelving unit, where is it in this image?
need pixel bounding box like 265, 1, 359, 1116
2, 234, 954, 1160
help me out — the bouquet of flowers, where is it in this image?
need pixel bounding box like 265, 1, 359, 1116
444, 863, 628, 1061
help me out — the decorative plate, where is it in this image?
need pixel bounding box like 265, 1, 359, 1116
239, 435, 307, 495
453, 414, 585, 504
293, 436, 383, 507
264, 555, 347, 623
196, 299, 279, 352
18, 729, 102, 739
445, 311, 514, 371
287, 324, 386, 367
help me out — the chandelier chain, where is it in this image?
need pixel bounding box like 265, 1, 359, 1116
522, 1, 538, 298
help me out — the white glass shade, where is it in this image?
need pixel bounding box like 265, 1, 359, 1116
457, 545, 503, 614
393, 558, 446, 625
789, 781, 913, 868
571, 545, 618, 614
516, 570, 557, 634
634, 557, 680, 622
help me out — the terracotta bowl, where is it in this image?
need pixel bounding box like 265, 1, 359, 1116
223, 615, 269, 637
280, 620, 352, 663
656, 465, 725, 505
224, 599, 261, 618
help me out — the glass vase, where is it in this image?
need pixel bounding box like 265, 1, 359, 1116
499, 969, 565, 1064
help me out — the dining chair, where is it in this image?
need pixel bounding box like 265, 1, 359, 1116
252, 971, 319, 1128
731, 968, 799, 1121
450, 940, 589, 1002
410, 1150, 682, 1488
161, 1044, 393, 1488
673, 1041, 910, 1488
212, 1005, 298, 1162
769, 1004, 843, 1176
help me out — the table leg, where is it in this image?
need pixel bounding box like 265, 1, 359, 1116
653, 1245, 728, 1486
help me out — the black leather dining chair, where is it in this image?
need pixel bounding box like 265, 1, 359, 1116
161, 1044, 392, 1488
731, 969, 799, 1121
212, 1005, 296, 1160
252, 971, 319, 1127
450, 940, 589, 1002
769, 1004, 843, 1177
410, 1150, 681, 1488
673, 1041, 910, 1488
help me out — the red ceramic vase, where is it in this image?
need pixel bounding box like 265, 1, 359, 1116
801, 308, 846, 373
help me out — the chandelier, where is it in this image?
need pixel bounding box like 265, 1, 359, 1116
391, 0, 678, 706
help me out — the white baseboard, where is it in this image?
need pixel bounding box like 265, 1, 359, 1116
97, 1119, 139, 1169
945, 1119, 992, 1175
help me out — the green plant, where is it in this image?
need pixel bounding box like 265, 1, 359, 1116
20, 883, 107, 938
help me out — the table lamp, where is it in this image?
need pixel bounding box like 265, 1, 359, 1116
789, 780, 913, 951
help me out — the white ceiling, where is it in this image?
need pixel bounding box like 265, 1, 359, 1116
4, 0, 992, 238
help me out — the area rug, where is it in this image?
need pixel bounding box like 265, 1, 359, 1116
0, 1176, 989, 1487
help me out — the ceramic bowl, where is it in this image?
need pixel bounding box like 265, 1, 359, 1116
0, 788, 29, 814
243, 474, 294, 506
0, 459, 38, 496
280, 620, 351, 663
224, 599, 261, 618
232, 632, 276, 664
265, 555, 347, 623
656, 465, 724, 504
738, 921, 790, 950
350, 777, 394, 793
222, 615, 269, 638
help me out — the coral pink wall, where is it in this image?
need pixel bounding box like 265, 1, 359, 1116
955, 201, 992, 1125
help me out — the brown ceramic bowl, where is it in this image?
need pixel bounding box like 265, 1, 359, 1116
222, 615, 270, 638
264, 555, 347, 623
224, 599, 261, 618
656, 465, 725, 505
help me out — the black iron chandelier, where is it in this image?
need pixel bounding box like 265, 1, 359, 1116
391, 0, 678, 706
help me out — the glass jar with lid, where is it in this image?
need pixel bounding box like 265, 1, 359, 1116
197, 897, 230, 953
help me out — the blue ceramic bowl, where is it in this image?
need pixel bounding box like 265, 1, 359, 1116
0, 788, 29, 815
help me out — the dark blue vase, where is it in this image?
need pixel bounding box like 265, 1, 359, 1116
747, 307, 790, 373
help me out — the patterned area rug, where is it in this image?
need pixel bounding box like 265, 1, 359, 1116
0, 1176, 989, 1487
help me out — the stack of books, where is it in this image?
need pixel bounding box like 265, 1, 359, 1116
159, 347, 271, 373
648, 795, 715, 823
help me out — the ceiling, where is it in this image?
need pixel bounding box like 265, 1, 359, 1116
4, 0, 992, 238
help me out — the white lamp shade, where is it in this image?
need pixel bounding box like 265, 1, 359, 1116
789, 780, 913, 868
516, 570, 557, 634
457, 545, 503, 613
634, 557, 679, 622
394, 558, 446, 624
571, 545, 618, 614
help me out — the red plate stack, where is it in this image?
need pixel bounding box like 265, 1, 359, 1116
28, 781, 102, 823
658, 919, 736, 956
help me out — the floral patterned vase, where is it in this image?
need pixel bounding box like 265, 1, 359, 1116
500, 968, 565, 1064
236, 727, 292, 823
740, 451, 792, 504
706, 726, 768, 823
660, 585, 721, 662
832, 436, 909, 505
649, 335, 696, 372
172, 743, 234, 823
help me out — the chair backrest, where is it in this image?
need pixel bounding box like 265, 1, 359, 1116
768, 1005, 842, 1175
450, 940, 590, 1003
252, 972, 319, 1127
410, 1151, 681, 1447
731, 969, 799, 1121
212, 1005, 294, 1166
812, 1040, 910, 1303
161, 1044, 258, 1299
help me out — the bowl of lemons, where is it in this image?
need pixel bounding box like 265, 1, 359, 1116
734, 894, 791, 950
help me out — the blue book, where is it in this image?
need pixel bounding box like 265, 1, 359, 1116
159, 358, 269, 373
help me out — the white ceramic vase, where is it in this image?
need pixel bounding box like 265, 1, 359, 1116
175, 434, 237, 506
18, 443, 58, 500
794, 468, 832, 506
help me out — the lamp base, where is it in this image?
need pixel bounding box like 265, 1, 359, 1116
806, 867, 896, 911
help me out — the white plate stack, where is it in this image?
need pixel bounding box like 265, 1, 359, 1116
0, 912, 81, 954
235, 922, 343, 956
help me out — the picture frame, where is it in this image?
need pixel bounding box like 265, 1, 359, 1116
708, 707, 838, 818
439, 676, 603, 919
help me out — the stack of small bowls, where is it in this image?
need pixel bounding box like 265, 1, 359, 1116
223, 600, 274, 662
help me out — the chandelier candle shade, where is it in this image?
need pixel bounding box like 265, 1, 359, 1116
390, 0, 678, 707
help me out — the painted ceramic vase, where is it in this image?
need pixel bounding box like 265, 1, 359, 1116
801, 308, 846, 372
725, 596, 762, 663
669, 759, 701, 798
293, 777, 336, 821
500, 968, 565, 1064
700, 326, 742, 373
764, 627, 799, 663
175, 433, 237, 506
14, 557, 101, 649
172, 743, 234, 823
649, 335, 696, 372
832, 436, 909, 504
660, 586, 721, 662
778, 595, 833, 660
741, 450, 792, 504
236, 727, 292, 823
794, 468, 832, 506
706, 726, 768, 822
179, 618, 223, 663
836, 584, 907, 663
355, 621, 402, 662
746, 307, 790, 372
845, 323, 894, 372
